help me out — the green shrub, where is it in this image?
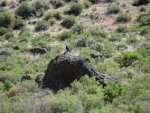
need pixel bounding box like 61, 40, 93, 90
102, 42, 115, 58
51, 0, 64, 8
83, 0, 92, 8
0, 27, 8, 36
71, 23, 84, 34
76, 36, 89, 47
116, 43, 127, 51
57, 30, 72, 41
140, 26, 150, 35
89, 28, 107, 38
53, 11, 62, 20
116, 25, 128, 33
69, 75, 104, 111
107, 4, 120, 14
116, 13, 131, 23
19, 31, 31, 42
32, 33, 54, 47
126, 35, 138, 45
13, 16, 25, 30
61, 15, 76, 28
137, 42, 150, 58
68, 2, 84, 16
0, 11, 14, 28
0, 47, 13, 56
4, 80, 13, 91
113, 74, 150, 113
44, 12, 53, 21
90, 42, 103, 52
97, 59, 121, 77
103, 80, 122, 103
35, 20, 49, 31
48, 17, 56, 25
33, 0, 49, 11
15, 2, 34, 19
132, 0, 149, 6
76, 36, 104, 51
44, 11, 62, 21
5, 31, 15, 40
116, 51, 140, 67
109, 33, 123, 42
137, 12, 150, 26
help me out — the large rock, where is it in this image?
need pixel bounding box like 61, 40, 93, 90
36, 53, 114, 90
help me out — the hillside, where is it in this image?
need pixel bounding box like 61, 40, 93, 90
0, 0, 150, 112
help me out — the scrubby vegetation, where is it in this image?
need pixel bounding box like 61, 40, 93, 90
0, 0, 150, 112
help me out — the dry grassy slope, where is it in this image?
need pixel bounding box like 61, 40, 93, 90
4, 0, 150, 38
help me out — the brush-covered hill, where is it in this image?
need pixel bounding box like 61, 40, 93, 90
0, 0, 150, 112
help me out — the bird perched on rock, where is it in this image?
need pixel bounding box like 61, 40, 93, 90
66, 45, 71, 52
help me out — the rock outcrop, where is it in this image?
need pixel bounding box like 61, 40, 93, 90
36, 53, 114, 90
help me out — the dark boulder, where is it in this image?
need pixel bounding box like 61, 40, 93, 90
35, 54, 114, 90
29, 48, 47, 55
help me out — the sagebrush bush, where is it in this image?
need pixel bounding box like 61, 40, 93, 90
71, 23, 84, 34
116, 25, 128, 33
107, 4, 120, 14
19, 31, 31, 42
0, 11, 14, 28
109, 33, 123, 42
140, 26, 150, 35
137, 12, 150, 26
132, 0, 149, 6
68, 2, 84, 16
15, 2, 34, 19
0, 47, 13, 56
76, 36, 104, 51
97, 59, 121, 77
57, 30, 72, 41
4, 80, 13, 91
13, 16, 25, 30
116, 51, 140, 67
137, 42, 150, 58
126, 35, 138, 45
35, 20, 49, 31
91, 42, 103, 52
61, 15, 76, 28
33, 0, 49, 11
83, 0, 92, 8
44, 11, 62, 21
48, 17, 56, 25
51, 0, 64, 8
102, 42, 116, 58
116, 43, 127, 51
116, 13, 131, 23
103, 80, 122, 103
44, 12, 53, 21
32, 33, 54, 47
53, 11, 62, 20
113, 74, 150, 112
89, 28, 107, 38
0, 27, 8, 36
